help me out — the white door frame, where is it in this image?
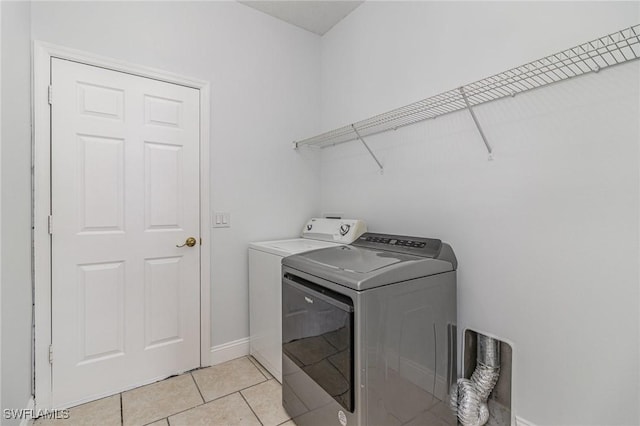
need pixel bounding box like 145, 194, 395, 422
33, 41, 211, 410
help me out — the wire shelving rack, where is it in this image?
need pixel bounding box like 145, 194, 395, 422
293, 25, 640, 170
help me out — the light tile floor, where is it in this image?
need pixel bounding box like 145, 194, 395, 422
35, 356, 294, 426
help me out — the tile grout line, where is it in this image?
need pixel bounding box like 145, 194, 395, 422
121, 358, 274, 426
141, 417, 170, 426
152, 388, 266, 426
239, 390, 264, 426
159, 382, 263, 422
244, 379, 293, 426
160, 404, 207, 423
140, 414, 164, 425
150, 375, 209, 424
156, 387, 262, 425
189, 374, 270, 408
128, 375, 207, 426
248, 356, 271, 381
155, 370, 263, 423
189, 372, 206, 404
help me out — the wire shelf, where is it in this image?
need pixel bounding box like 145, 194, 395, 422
294, 24, 640, 150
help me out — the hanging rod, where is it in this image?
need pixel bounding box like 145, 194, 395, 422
293, 24, 640, 150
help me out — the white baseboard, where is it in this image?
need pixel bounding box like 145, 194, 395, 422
210, 337, 250, 365
378, 348, 449, 401
398, 355, 448, 400
515, 416, 537, 426
19, 396, 35, 426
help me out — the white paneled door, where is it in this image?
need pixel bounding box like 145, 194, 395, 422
51, 58, 200, 407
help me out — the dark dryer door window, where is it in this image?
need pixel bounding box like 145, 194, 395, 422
282, 273, 354, 412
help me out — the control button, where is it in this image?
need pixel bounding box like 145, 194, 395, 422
306, 224, 313, 231
390, 239, 397, 245
339, 224, 351, 236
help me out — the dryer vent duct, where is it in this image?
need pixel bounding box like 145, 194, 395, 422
450, 334, 501, 426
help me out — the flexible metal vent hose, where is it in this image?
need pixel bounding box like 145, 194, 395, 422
450, 335, 501, 426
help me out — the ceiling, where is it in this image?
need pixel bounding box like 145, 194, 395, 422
239, 1, 364, 36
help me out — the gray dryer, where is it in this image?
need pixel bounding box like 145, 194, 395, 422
282, 232, 458, 426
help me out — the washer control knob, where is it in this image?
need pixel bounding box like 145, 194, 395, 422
306, 224, 313, 231
339, 224, 351, 236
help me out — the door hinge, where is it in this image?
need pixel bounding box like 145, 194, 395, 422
48, 215, 53, 235
48, 345, 53, 364
48, 85, 53, 105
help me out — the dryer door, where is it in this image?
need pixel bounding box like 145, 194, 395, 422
282, 273, 354, 413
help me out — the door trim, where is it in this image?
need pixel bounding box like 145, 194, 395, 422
33, 41, 211, 410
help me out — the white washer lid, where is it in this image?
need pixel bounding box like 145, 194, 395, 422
249, 238, 341, 257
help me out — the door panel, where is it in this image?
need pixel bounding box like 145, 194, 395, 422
77, 261, 125, 364
78, 134, 125, 233
144, 256, 183, 348
51, 58, 200, 407
144, 142, 183, 230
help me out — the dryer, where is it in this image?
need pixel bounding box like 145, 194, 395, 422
249, 218, 366, 382
282, 232, 458, 426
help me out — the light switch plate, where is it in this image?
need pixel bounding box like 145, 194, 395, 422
212, 212, 231, 228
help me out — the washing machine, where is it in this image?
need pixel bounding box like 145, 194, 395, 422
249, 218, 366, 382
282, 232, 458, 426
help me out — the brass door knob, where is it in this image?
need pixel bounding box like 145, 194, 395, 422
177, 237, 197, 248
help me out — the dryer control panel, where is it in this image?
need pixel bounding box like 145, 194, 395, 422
353, 232, 442, 258
301, 218, 367, 244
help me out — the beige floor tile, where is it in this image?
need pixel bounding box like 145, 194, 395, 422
147, 419, 168, 426
241, 379, 290, 426
168, 393, 260, 426
278, 421, 296, 426
429, 400, 457, 425
248, 356, 274, 380
122, 374, 203, 426
405, 410, 450, 426
34, 394, 121, 426
192, 357, 266, 402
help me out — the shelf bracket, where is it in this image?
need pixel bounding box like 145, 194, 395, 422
352, 124, 384, 173
459, 87, 494, 160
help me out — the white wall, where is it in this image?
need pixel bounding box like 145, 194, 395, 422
31, 1, 322, 350
319, 2, 639, 425
1, 0, 3, 419
1, 1, 33, 423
